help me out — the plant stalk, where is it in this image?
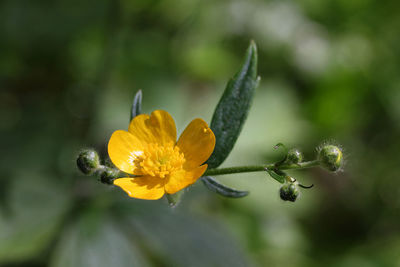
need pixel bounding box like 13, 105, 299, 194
203, 160, 320, 176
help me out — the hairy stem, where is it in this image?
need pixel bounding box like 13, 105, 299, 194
203, 160, 320, 176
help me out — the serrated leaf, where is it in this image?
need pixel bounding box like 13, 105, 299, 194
207, 41, 259, 168
201, 176, 249, 198
265, 168, 285, 184
130, 90, 142, 121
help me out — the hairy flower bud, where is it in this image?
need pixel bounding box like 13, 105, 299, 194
77, 149, 100, 175
318, 145, 343, 172
279, 183, 299, 202
286, 149, 303, 164
99, 167, 120, 185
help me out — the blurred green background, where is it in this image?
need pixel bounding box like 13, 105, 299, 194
1, 0, 400, 266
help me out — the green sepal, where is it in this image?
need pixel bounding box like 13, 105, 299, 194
201, 176, 249, 198
206, 41, 259, 168
274, 142, 288, 152
130, 90, 142, 121
264, 168, 286, 184
273, 142, 289, 166
165, 191, 184, 208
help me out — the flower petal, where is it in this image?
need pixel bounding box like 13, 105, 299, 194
108, 130, 144, 175
165, 164, 207, 194
114, 177, 165, 200
177, 119, 215, 170
128, 110, 177, 146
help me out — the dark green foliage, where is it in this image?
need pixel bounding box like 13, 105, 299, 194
202, 176, 249, 198
2, 0, 400, 265
206, 41, 259, 169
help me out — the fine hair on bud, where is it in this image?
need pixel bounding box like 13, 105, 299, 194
99, 167, 120, 185
286, 148, 303, 164
280, 183, 299, 202
317, 142, 344, 172
77, 149, 100, 175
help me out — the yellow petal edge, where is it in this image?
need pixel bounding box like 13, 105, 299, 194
114, 177, 165, 200
128, 110, 177, 146
108, 130, 144, 175
177, 118, 216, 170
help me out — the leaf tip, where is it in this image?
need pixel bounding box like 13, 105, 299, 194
249, 40, 257, 52
130, 89, 143, 120
245, 40, 258, 78
135, 89, 143, 101
201, 176, 250, 198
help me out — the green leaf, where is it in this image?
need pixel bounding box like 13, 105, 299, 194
50, 212, 150, 267
130, 90, 142, 121
201, 176, 249, 198
117, 200, 250, 267
0, 173, 71, 264
207, 41, 259, 168
265, 168, 286, 184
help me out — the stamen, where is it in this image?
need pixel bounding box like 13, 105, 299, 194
132, 143, 185, 178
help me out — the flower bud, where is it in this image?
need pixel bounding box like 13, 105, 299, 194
318, 145, 343, 172
77, 149, 100, 175
279, 183, 299, 202
99, 167, 120, 185
286, 149, 303, 164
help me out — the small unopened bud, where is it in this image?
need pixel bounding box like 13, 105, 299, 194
286, 149, 303, 164
99, 167, 120, 185
318, 145, 343, 172
77, 149, 100, 175
280, 183, 299, 202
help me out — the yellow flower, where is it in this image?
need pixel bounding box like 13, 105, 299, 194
108, 110, 216, 200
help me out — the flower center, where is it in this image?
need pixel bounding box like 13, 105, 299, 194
133, 143, 185, 178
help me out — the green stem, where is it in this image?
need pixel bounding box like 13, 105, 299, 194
203, 160, 320, 176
